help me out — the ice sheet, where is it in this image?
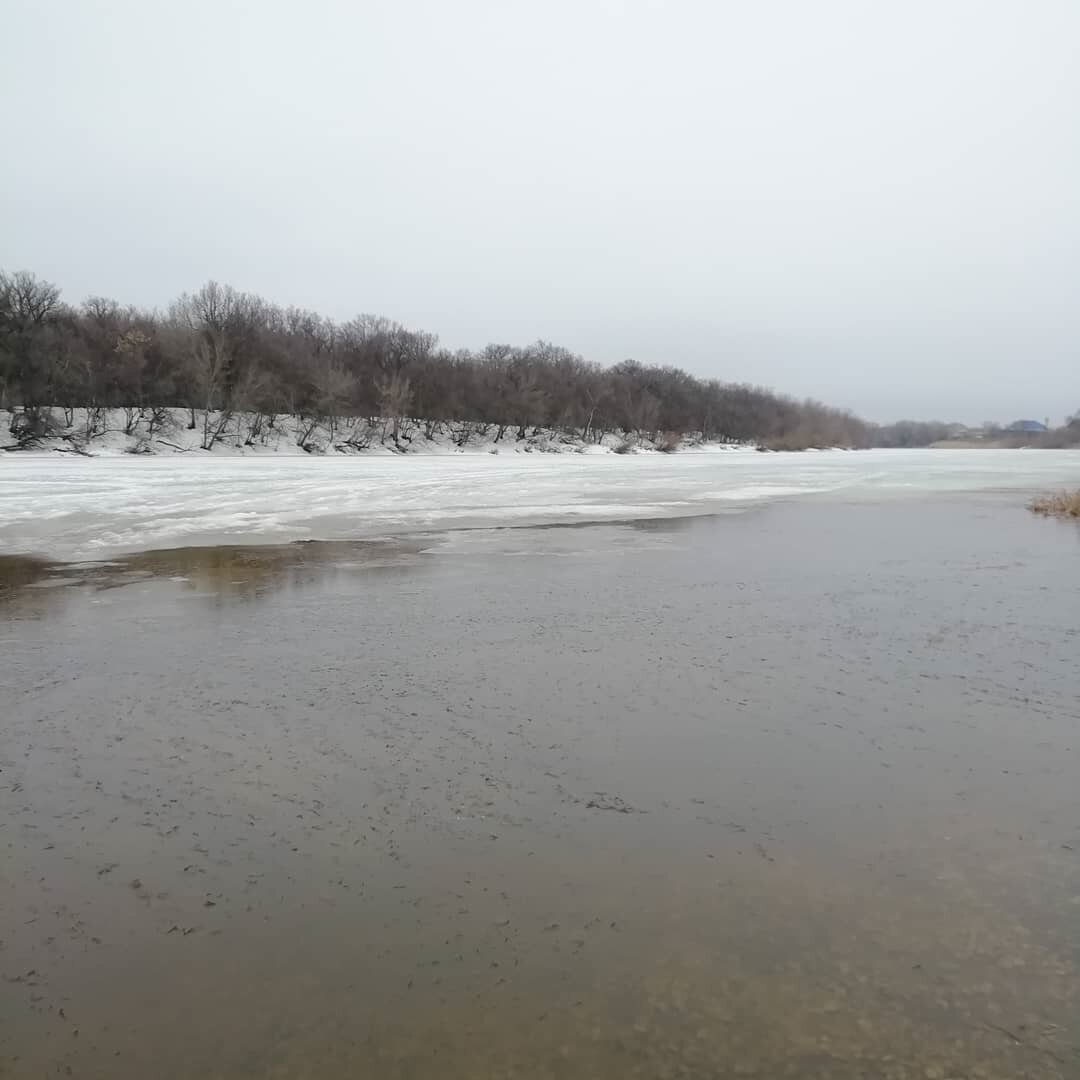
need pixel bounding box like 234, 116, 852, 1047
2, 449, 1078, 560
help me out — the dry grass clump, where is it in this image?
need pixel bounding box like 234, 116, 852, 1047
1029, 490, 1080, 518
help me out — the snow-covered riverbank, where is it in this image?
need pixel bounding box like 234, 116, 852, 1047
0, 407, 752, 457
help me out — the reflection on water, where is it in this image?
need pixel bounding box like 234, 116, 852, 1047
2, 503, 1079, 1078
0, 539, 427, 617
0, 553, 57, 592
123, 539, 428, 600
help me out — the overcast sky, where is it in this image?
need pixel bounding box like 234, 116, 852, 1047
2, 0, 1077, 423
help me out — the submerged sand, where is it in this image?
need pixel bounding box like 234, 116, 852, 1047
1, 495, 1078, 1078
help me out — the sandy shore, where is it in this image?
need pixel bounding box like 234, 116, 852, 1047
2, 497, 1078, 1078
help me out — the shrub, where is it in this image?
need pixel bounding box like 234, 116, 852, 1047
1029, 491, 1080, 518
8, 408, 60, 446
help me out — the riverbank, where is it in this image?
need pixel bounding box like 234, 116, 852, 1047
0, 407, 757, 457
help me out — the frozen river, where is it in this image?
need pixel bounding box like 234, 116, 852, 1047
3, 447, 1079, 560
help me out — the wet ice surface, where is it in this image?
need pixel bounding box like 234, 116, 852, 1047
2, 493, 1079, 1079
2, 447, 1080, 560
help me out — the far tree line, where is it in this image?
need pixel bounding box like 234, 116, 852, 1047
872, 416, 1080, 449
1, 269, 1073, 451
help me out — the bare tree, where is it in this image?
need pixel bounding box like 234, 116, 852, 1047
376, 372, 412, 447
299, 359, 355, 449
0, 270, 63, 414
2, 270, 61, 324
179, 328, 233, 449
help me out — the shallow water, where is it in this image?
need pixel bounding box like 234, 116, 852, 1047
2, 492, 1078, 1078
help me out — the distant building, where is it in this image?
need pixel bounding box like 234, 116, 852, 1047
1007, 419, 1048, 433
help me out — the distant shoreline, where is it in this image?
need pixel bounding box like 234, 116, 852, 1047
929, 439, 1078, 450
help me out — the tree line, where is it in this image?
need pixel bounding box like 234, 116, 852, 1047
872, 417, 1080, 449
1, 268, 879, 451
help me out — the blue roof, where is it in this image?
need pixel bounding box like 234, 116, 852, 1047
1007, 419, 1047, 432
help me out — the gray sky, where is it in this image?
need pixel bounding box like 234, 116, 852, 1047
2, 0, 1077, 424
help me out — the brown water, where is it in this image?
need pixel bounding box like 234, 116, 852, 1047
1, 497, 1078, 1078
